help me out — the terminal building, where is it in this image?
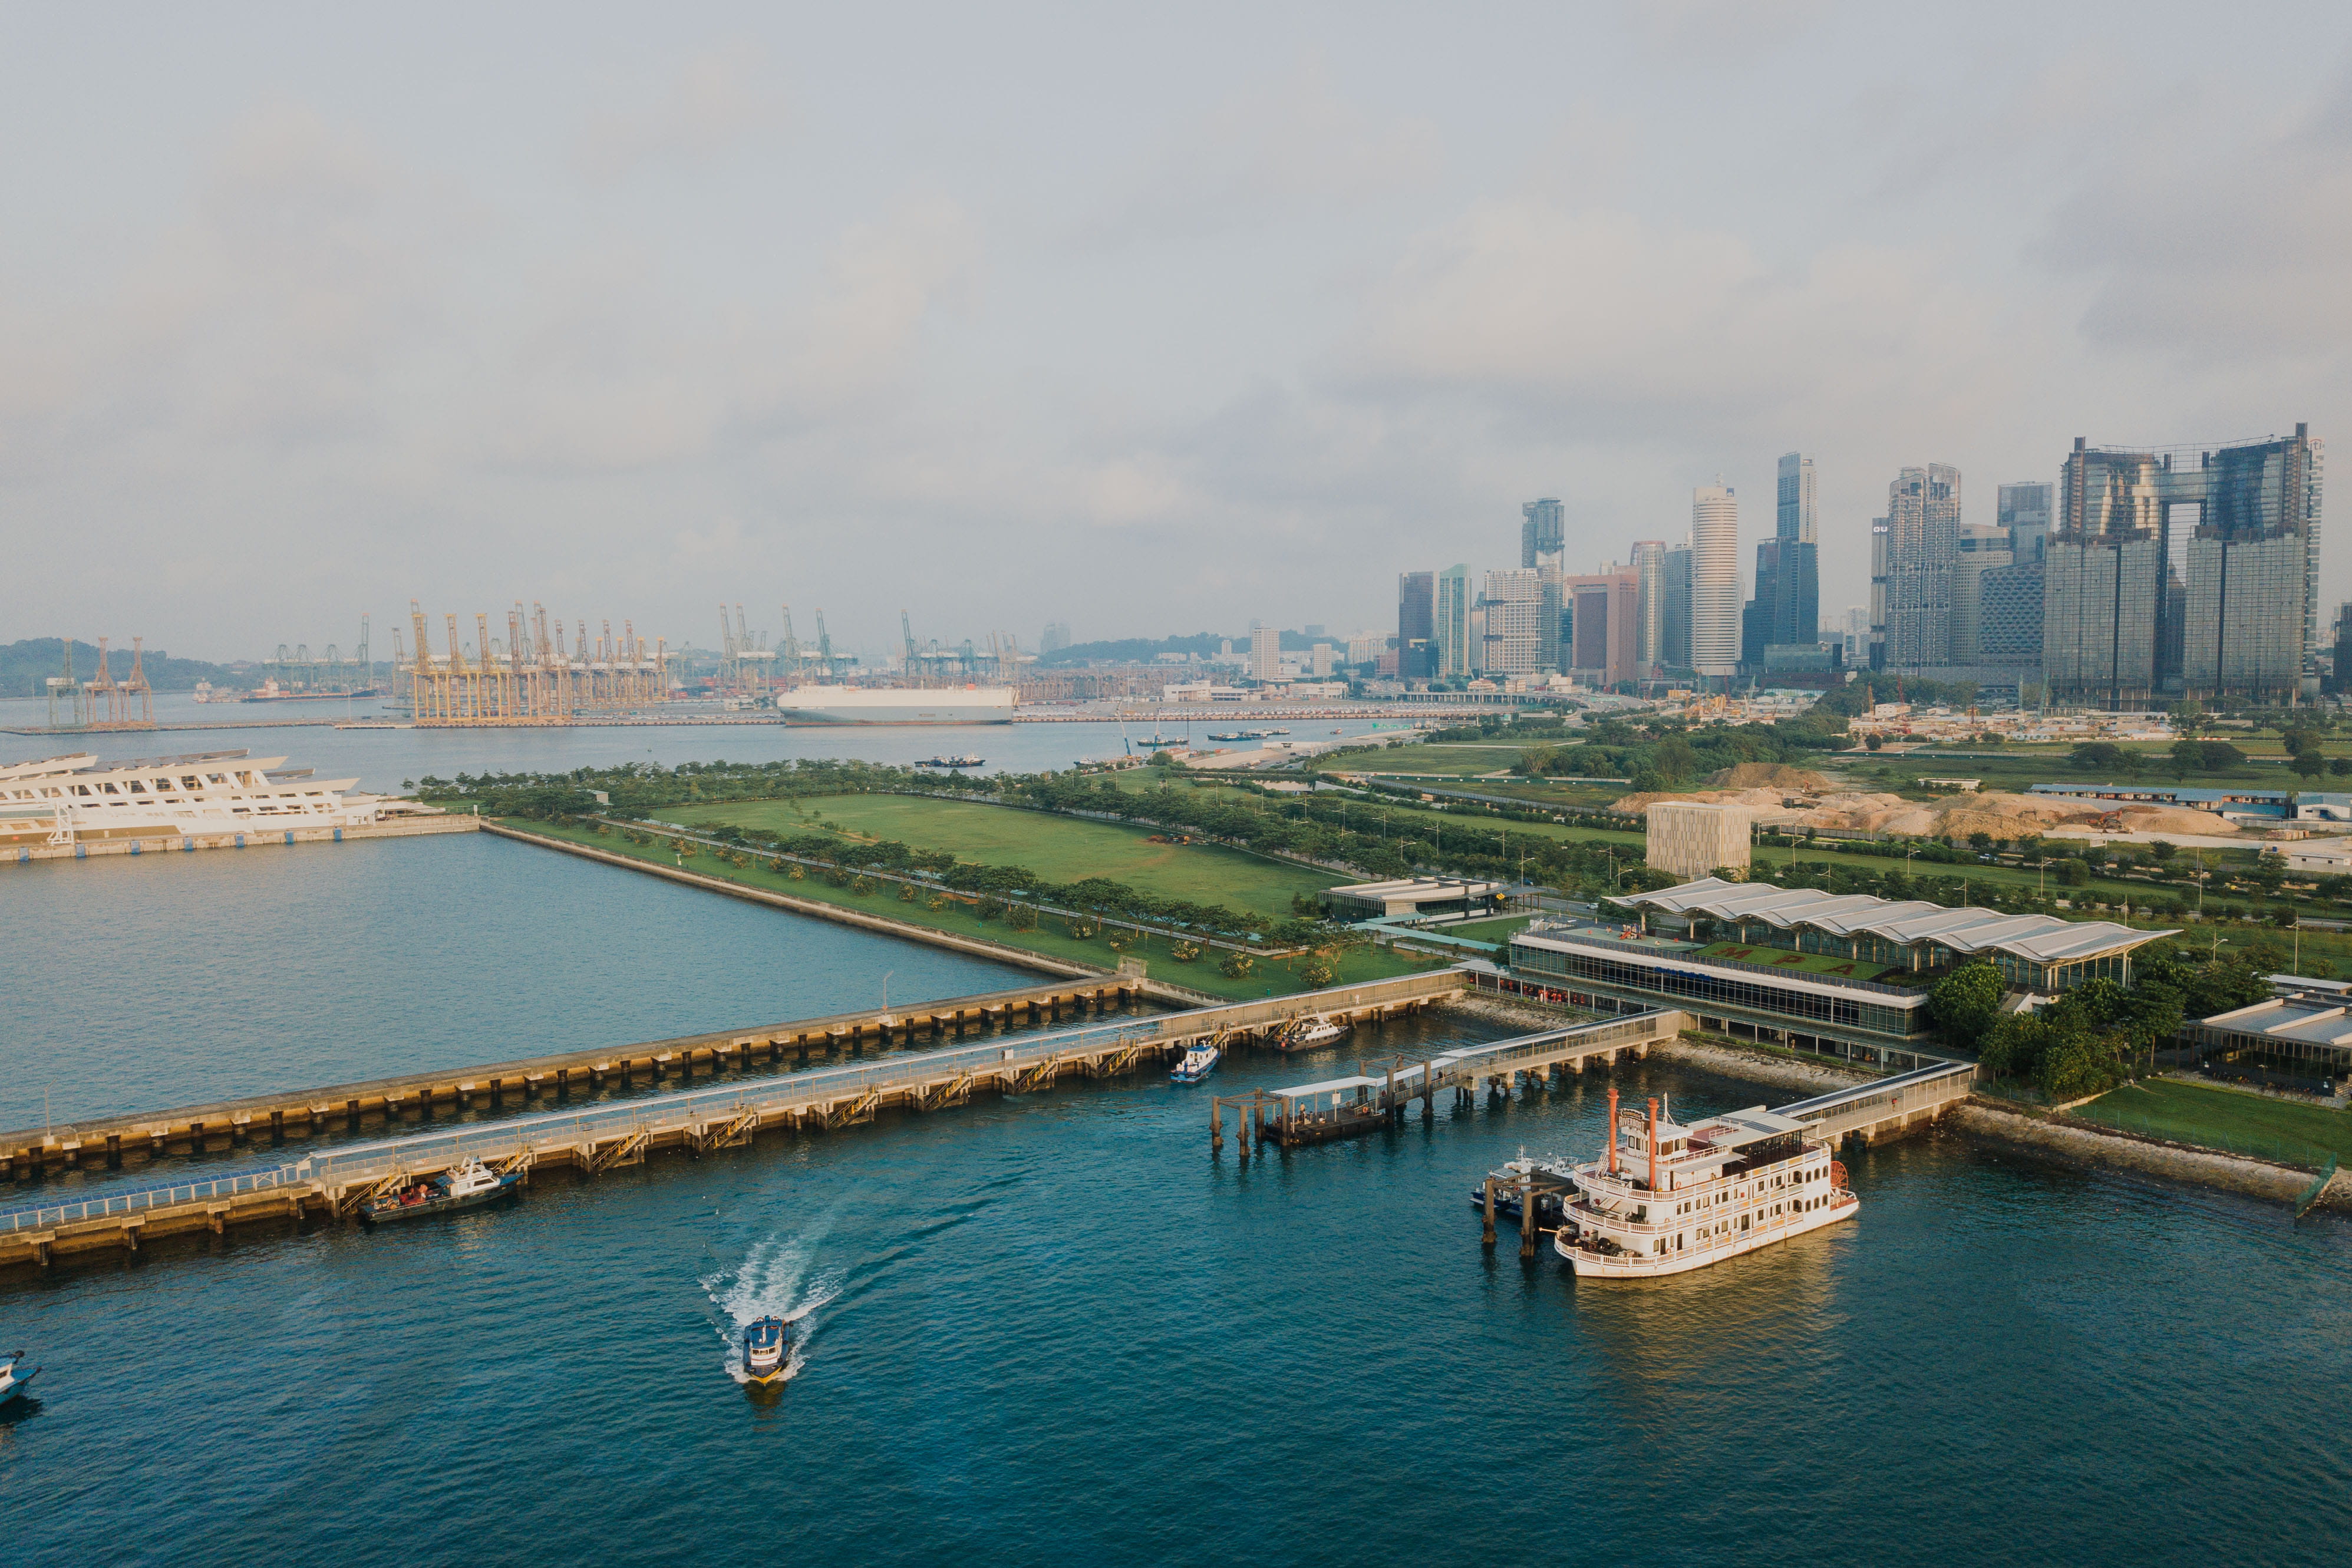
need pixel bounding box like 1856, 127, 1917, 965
1323, 877, 1507, 921
1501, 877, 2176, 1063
2025, 784, 2352, 826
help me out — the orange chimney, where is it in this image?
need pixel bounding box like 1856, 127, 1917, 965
1646, 1097, 1660, 1192
1606, 1084, 1619, 1174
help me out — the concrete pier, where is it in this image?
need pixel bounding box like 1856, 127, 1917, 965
0, 970, 1472, 1272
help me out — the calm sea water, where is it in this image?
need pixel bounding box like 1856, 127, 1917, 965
0, 692, 1407, 794
4, 814, 2351, 1567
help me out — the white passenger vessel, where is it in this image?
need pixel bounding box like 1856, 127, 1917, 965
1554, 1085, 1855, 1278
0, 750, 385, 849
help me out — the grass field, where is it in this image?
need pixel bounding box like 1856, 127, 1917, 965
1693, 940, 1895, 981
1343, 742, 1540, 777
2074, 1078, 2352, 1166
509, 818, 1449, 1003
671, 794, 1331, 918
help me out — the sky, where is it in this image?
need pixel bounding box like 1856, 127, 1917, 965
6, 1, 2352, 664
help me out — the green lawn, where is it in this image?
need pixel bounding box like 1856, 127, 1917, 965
2074, 1078, 2352, 1166
1343, 742, 1538, 777
672, 794, 1331, 918
1693, 939, 1896, 981
1441, 914, 1539, 947
506, 818, 1452, 1002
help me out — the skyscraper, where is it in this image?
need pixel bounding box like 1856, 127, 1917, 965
1630, 540, 1666, 675
1521, 499, 1565, 569
1249, 623, 1280, 682
1690, 483, 1740, 679
1948, 524, 2012, 665
1435, 564, 1473, 678
1397, 570, 1436, 678
1868, 516, 1890, 669
1886, 464, 1961, 668
1662, 543, 1693, 669
1481, 569, 1546, 675
1773, 452, 1819, 647
2045, 427, 2323, 705
1040, 622, 1071, 655
1562, 567, 1641, 687
1743, 539, 1780, 669
1998, 482, 2052, 565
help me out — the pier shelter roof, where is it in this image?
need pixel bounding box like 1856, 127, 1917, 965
1608, 877, 2174, 987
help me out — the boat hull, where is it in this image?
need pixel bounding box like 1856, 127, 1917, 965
773, 688, 1015, 725
1558, 1193, 1858, 1277
359, 1173, 522, 1223
1, 1366, 35, 1405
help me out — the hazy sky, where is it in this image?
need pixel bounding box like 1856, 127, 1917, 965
8, 2, 2352, 662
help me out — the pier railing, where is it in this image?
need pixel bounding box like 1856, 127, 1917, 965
1, 1164, 305, 1234
293, 1014, 1180, 1189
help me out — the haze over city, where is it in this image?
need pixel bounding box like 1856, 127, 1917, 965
8, 1, 2352, 659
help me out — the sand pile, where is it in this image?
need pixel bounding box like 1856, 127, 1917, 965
1704, 762, 1831, 792
1611, 784, 2240, 840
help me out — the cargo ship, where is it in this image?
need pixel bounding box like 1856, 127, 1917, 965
773, 686, 1015, 725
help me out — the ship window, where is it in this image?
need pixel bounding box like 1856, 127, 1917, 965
127, 781, 146, 794
182, 776, 200, 790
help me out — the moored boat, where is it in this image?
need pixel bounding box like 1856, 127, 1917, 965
743, 1316, 789, 1383
1469, 1148, 1572, 1227
0, 1349, 38, 1407
1169, 1040, 1222, 1082
358, 1158, 522, 1224
1553, 1085, 1855, 1278
1275, 1015, 1349, 1051
916, 755, 987, 768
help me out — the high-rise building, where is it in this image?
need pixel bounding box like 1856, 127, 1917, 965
1949, 524, 2013, 665
2045, 427, 2322, 706
1397, 570, 1436, 679
1631, 540, 1666, 674
1249, 623, 1280, 682
1868, 517, 1890, 669
1772, 452, 1819, 648
1311, 642, 1334, 676
1040, 622, 1071, 655
1522, 499, 1565, 569
1978, 559, 2044, 666
1743, 539, 1780, 669
1689, 484, 1740, 679
1481, 569, 1547, 675
1839, 605, 1872, 669
1662, 543, 1693, 669
1435, 565, 1473, 678
1998, 482, 2052, 565
2331, 603, 2352, 695
1562, 567, 1641, 688
1886, 464, 1961, 668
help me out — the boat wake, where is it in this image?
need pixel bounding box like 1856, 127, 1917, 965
703, 1236, 840, 1386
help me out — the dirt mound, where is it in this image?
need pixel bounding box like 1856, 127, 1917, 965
1612, 786, 1783, 814
1612, 781, 2237, 841
1704, 762, 1830, 792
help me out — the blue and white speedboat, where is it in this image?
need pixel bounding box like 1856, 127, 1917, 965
743, 1317, 789, 1384
1, 1349, 38, 1407
1170, 1040, 1222, 1083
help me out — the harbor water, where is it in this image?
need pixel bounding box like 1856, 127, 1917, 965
4, 790, 2351, 1566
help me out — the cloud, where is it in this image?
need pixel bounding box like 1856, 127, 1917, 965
1617, 0, 1841, 60
573, 45, 786, 183
474, 196, 981, 474
1334, 198, 2009, 450
2036, 55, 2352, 366
1085, 57, 1441, 243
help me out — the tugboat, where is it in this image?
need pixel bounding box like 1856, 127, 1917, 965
1169, 1038, 1223, 1083
358, 1158, 523, 1224
0, 1348, 38, 1407
743, 1316, 789, 1384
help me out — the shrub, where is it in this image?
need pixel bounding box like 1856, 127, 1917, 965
1171, 940, 1202, 962
849, 875, 874, 894
1065, 915, 1097, 939
1297, 958, 1337, 986
977, 897, 1007, 921
1220, 952, 1255, 978
1005, 902, 1037, 931
926, 894, 946, 910
1105, 930, 1130, 952
899, 883, 918, 902
787, 864, 806, 880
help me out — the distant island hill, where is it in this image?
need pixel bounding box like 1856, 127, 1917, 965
2, 638, 242, 696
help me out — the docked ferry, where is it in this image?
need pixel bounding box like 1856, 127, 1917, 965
0, 750, 387, 849
1553, 1087, 1855, 1278
773, 686, 1015, 725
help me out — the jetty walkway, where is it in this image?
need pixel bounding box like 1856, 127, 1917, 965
0, 970, 1467, 1270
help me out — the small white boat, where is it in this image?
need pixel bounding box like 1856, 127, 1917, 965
0, 1349, 38, 1407
1277, 1015, 1350, 1051
744, 1316, 789, 1383
1170, 1041, 1222, 1082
